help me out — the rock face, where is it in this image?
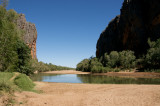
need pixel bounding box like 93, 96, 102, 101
96, 0, 160, 58
16, 14, 37, 59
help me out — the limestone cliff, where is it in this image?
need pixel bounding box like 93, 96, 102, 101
16, 14, 37, 59
96, 0, 160, 57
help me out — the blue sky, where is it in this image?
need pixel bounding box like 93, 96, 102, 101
7, 0, 124, 68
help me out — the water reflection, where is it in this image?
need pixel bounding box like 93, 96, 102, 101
77, 75, 160, 84
30, 73, 82, 83
30, 73, 160, 84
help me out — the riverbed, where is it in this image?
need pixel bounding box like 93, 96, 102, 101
13, 70, 160, 106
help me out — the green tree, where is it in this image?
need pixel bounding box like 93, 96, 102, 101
103, 53, 110, 67
76, 59, 90, 72
145, 38, 160, 69
15, 40, 33, 75
119, 50, 136, 69
108, 51, 119, 68
0, 7, 19, 71
0, 7, 34, 75
1, 0, 9, 8
89, 57, 103, 73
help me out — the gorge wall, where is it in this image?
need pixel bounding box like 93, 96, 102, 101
96, 0, 160, 58
16, 14, 37, 59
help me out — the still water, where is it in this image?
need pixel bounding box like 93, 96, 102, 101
30, 73, 160, 84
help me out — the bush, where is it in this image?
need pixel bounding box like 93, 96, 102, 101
15, 40, 33, 75
89, 57, 103, 73
119, 50, 136, 69
14, 74, 35, 91
0, 72, 14, 80
0, 72, 17, 94
102, 53, 110, 67
108, 51, 119, 68
102, 51, 119, 68
76, 51, 136, 73
76, 59, 90, 72
144, 38, 160, 69
36, 62, 50, 72
0, 80, 15, 93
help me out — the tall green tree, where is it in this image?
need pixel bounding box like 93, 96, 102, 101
1, 0, 9, 8
119, 50, 136, 69
0, 7, 19, 71
107, 51, 119, 68
0, 6, 34, 75
15, 40, 33, 75
76, 59, 90, 72
145, 38, 160, 69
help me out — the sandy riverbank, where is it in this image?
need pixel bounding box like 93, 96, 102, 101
43, 70, 91, 74
14, 82, 160, 106
1, 70, 160, 106
43, 70, 160, 78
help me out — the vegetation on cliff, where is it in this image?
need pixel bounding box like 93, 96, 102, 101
0, 6, 33, 75
142, 39, 160, 71
77, 38, 160, 73
77, 50, 136, 73
80, 0, 160, 73
96, 0, 160, 58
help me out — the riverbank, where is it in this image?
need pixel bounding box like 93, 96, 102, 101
43, 70, 160, 78
1, 71, 160, 106
43, 70, 90, 74
14, 82, 160, 106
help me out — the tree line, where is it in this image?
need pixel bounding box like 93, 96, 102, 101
76, 38, 160, 73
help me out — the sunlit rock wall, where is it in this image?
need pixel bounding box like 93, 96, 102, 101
16, 14, 37, 59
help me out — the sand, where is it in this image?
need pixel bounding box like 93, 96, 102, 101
14, 82, 160, 106
1, 70, 160, 106
13, 70, 160, 106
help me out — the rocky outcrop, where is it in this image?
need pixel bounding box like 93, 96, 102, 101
96, 0, 160, 58
16, 14, 37, 59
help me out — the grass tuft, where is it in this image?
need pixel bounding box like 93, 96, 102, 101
0, 72, 16, 94
14, 74, 35, 91
0, 80, 14, 94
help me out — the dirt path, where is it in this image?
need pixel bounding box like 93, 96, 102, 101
14, 82, 160, 106
10, 72, 19, 81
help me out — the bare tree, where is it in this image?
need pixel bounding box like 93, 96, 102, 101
1, 0, 9, 8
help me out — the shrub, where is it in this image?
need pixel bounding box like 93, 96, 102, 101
76, 51, 136, 73
76, 59, 90, 72
89, 57, 103, 73
119, 50, 136, 69
0, 80, 15, 93
102, 53, 110, 67
145, 38, 160, 69
108, 51, 119, 68
101, 67, 113, 73
14, 74, 35, 91
15, 40, 33, 75
0, 72, 17, 94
